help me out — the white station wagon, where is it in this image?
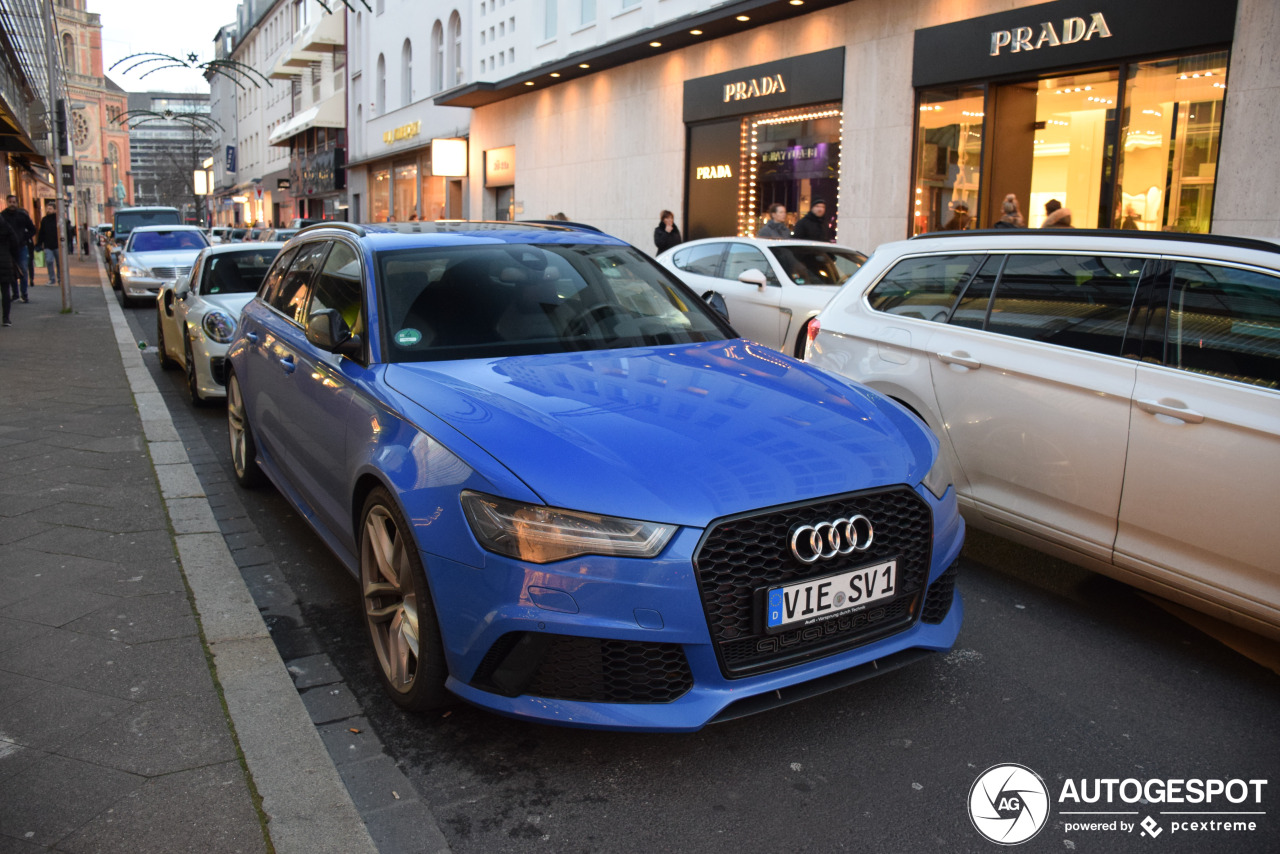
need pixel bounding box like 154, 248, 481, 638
806, 229, 1280, 640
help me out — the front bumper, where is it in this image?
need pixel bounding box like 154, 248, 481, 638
430, 484, 965, 731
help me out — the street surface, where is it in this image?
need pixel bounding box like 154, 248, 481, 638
123, 300, 1280, 854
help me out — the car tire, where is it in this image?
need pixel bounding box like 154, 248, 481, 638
359, 487, 451, 712
226, 371, 263, 488
184, 334, 207, 407
156, 311, 177, 370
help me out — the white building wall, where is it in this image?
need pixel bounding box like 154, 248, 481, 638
230, 0, 293, 222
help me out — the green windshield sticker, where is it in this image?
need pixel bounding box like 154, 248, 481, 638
395, 328, 423, 346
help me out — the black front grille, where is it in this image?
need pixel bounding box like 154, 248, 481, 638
470, 632, 693, 704
209, 357, 227, 386
693, 487, 933, 678
921, 562, 960, 624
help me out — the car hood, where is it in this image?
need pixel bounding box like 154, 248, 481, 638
384, 340, 932, 527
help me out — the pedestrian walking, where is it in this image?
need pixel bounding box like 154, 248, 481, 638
942, 201, 972, 231
0, 213, 18, 326
993, 194, 1025, 229
1, 194, 35, 302
1042, 198, 1073, 227
653, 210, 683, 254
79, 223, 91, 255
792, 199, 833, 242
36, 200, 60, 287
757, 203, 791, 239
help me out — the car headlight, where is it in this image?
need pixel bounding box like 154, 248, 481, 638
119, 262, 151, 278
461, 491, 676, 564
202, 310, 236, 343
921, 449, 954, 500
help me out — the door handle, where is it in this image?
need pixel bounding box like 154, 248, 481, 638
245, 331, 259, 344
1136, 398, 1204, 424
279, 355, 296, 374
937, 351, 982, 370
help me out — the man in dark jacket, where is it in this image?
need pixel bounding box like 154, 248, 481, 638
0, 212, 19, 326
36, 200, 60, 287
792, 199, 833, 242
2, 194, 35, 302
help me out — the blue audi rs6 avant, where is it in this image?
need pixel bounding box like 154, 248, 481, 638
224, 222, 964, 731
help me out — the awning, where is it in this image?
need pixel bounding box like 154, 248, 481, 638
268, 92, 345, 146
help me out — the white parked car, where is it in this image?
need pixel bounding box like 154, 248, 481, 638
156, 242, 285, 404
656, 237, 866, 356
116, 225, 209, 306
807, 228, 1280, 640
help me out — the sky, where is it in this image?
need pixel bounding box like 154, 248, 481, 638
93, 0, 244, 94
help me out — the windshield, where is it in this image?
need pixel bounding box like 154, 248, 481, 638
115, 209, 180, 235
379, 243, 732, 362
128, 230, 209, 253
201, 248, 282, 295
768, 246, 867, 285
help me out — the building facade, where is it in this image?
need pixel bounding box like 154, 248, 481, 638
343, 0, 471, 224
125, 90, 211, 218
434, 0, 1279, 252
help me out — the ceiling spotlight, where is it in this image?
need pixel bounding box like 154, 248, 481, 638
579, 62, 590, 68
736, 15, 750, 21
650, 41, 662, 47
550, 72, 561, 78
790, 0, 803, 5
524, 81, 534, 86
690, 29, 703, 35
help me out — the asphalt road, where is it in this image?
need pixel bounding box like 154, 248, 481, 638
125, 300, 1280, 854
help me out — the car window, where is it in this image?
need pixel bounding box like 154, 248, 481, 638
129, 230, 207, 252
204, 248, 282, 295
867, 254, 985, 322
307, 241, 365, 340
722, 244, 778, 285
384, 243, 730, 361
983, 254, 1144, 356
673, 243, 725, 277
769, 247, 866, 286
258, 244, 301, 303
268, 241, 330, 323
1159, 262, 1280, 389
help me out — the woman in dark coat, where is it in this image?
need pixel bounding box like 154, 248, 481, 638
653, 210, 682, 254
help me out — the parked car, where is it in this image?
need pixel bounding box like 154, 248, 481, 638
208, 226, 232, 245
807, 228, 1280, 640
224, 222, 964, 731
260, 228, 300, 242
156, 242, 285, 404
657, 236, 867, 357
114, 225, 209, 306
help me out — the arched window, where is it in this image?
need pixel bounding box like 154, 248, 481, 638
375, 53, 386, 115
430, 21, 443, 94
61, 33, 74, 73
401, 39, 412, 107
447, 12, 463, 86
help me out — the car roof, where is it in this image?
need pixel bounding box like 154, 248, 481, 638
199, 241, 286, 256
903, 228, 1280, 260
291, 220, 629, 249
661, 236, 867, 254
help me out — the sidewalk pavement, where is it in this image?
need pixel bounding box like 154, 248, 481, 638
0, 253, 378, 853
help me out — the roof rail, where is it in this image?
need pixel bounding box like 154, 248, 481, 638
297, 221, 367, 238
910, 227, 1280, 257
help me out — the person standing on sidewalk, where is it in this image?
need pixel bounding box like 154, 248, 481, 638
0, 212, 18, 326
2, 194, 35, 302
36, 200, 60, 288
757, 203, 791, 239
792, 199, 833, 242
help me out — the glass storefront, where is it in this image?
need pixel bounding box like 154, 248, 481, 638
394, 161, 418, 220
740, 105, 842, 237
370, 168, 390, 223
911, 49, 1228, 234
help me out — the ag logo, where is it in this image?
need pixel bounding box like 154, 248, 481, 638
969, 764, 1050, 845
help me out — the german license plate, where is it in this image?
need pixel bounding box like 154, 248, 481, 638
765, 560, 897, 633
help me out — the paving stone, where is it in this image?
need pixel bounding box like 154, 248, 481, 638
60, 690, 238, 777
24, 500, 167, 535
14, 527, 173, 566
334, 753, 417, 813
0, 670, 48, 713
165, 497, 220, 535
268, 625, 325, 661
286, 653, 343, 689
0, 741, 47, 786
81, 559, 187, 599
316, 717, 385, 766
56, 762, 268, 854
0, 587, 115, 629
231, 545, 275, 569
0, 753, 143, 847
0, 682, 133, 752
362, 798, 453, 854
0, 515, 54, 547
299, 683, 363, 725
62, 591, 196, 644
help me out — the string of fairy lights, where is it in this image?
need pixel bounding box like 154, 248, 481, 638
738, 105, 843, 237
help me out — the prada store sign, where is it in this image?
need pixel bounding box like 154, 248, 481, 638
913, 0, 1238, 87
684, 49, 843, 123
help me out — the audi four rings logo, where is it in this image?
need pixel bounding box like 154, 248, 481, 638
789, 516, 874, 564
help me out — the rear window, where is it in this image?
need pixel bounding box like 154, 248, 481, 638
115, 209, 180, 234
202, 248, 282, 295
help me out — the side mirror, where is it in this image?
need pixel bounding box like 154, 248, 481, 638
700, 290, 729, 320
174, 276, 191, 298
738, 268, 768, 288
305, 308, 362, 358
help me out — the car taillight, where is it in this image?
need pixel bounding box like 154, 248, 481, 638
807, 317, 821, 344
